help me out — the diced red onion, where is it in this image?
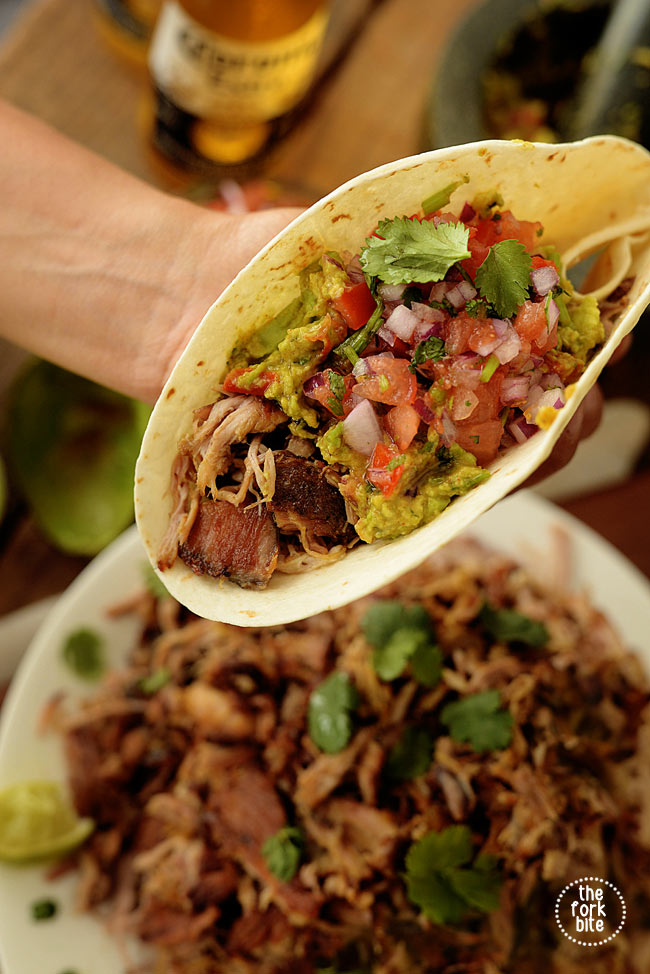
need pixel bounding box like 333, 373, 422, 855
344, 391, 364, 413
446, 284, 467, 309
303, 373, 325, 397
343, 399, 382, 456
459, 202, 475, 222
346, 255, 365, 283
508, 417, 538, 444
413, 397, 435, 423
441, 409, 457, 446
411, 302, 445, 324
540, 372, 563, 391
413, 320, 444, 343
494, 325, 521, 364
531, 265, 559, 297
458, 280, 477, 302
430, 282, 448, 303
378, 325, 396, 347
492, 318, 508, 337
378, 283, 406, 302
352, 358, 371, 378
546, 297, 560, 331
384, 304, 420, 341
473, 332, 502, 357
501, 375, 530, 404
451, 389, 478, 420
323, 253, 344, 270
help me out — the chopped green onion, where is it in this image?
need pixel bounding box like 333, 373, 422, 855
480, 354, 500, 383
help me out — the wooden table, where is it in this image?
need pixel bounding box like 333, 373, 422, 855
0, 0, 648, 618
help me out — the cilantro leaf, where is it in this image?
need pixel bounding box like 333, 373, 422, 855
409, 336, 446, 373
308, 672, 358, 753
262, 826, 304, 883
362, 600, 430, 648
478, 602, 549, 647
362, 601, 441, 685
410, 642, 443, 687
386, 726, 434, 780
474, 239, 532, 318
62, 628, 105, 681
440, 690, 513, 753
360, 218, 471, 285
326, 370, 346, 416
401, 285, 423, 308
373, 627, 429, 681
404, 826, 502, 925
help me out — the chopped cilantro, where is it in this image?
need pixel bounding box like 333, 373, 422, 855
326, 370, 346, 416
386, 726, 433, 780
360, 217, 471, 285
441, 690, 513, 753
430, 298, 457, 316
379, 374, 390, 393
436, 445, 454, 468
31, 898, 58, 921
421, 176, 469, 215
308, 672, 358, 753
405, 825, 502, 924
62, 628, 105, 681
469, 435, 480, 444
262, 826, 304, 882
401, 285, 423, 308
386, 454, 407, 471
409, 336, 446, 373
478, 603, 549, 647
480, 353, 500, 383
475, 239, 532, 319
465, 297, 491, 318
362, 600, 442, 685
138, 667, 171, 695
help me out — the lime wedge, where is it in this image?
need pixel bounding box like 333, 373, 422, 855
0, 781, 94, 863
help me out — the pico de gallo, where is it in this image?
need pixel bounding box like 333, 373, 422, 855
161, 183, 605, 588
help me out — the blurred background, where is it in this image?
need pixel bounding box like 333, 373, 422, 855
0, 0, 648, 644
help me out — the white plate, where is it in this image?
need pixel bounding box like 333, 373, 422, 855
1, 492, 650, 974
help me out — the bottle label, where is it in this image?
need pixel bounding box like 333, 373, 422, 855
149, 1, 328, 124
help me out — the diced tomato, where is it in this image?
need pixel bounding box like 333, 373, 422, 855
468, 319, 500, 354
304, 370, 355, 417
333, 281, 377, 331
455, 419, 504, 465
444, 313, 476, 355
353, 356, 417, 405
366, 442, 404, 498
513, 300, 548, 345
304, 313, 347, 355
462, 210, 542, 278
222, 367, 277, 395
384, 404, 420, 450
531, 254, 557, 271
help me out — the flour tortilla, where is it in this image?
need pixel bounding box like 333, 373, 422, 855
135, 137, 650, 626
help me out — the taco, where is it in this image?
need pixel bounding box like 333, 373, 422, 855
135, 137, 650, 626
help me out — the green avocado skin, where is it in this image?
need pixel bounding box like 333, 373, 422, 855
8, 360, 150, 556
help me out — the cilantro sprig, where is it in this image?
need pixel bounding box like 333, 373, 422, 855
474, 239, 532, 319
262, 826, 304, 883
478, 603, 549, 647
308, 671, 359, 753
362, 600, 442, 686
409, 336, 446, 373
334, 293, 383, 365
326, 371, 346, 416
440, 690, 513, 753
360, 218, 471, 285
405, 825, 502, 925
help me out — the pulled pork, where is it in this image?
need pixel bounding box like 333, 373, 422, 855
54, 539, 650, 973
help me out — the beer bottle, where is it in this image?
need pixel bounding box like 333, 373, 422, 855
94, 0, 162, 66
147, 0, 330, 178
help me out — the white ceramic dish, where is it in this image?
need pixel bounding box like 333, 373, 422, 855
1, 492, 649, 973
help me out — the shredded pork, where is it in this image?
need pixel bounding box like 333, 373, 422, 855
53, 539, 650, 973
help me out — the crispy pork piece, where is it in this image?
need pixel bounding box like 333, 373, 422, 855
269, 451, 351, 541
179, 497, 278, 589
